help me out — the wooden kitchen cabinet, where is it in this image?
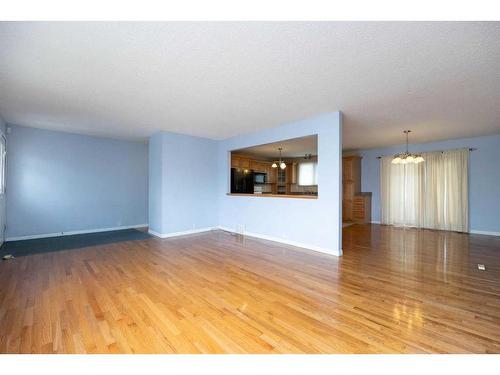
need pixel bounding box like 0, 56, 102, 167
251, 161, 268, 173
231, 154, 251, 169
343, 200, 353, 220
353, 193, 372, 223
342, 156, 362, 221
239, 158, 250, 169
286, 163, 297, 184
231, 155, 240, 168
267, 164, 277, 183
284, 163, 296, 194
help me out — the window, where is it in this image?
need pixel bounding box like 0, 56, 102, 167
298, 161, 317, 186
380, 148, 469, 232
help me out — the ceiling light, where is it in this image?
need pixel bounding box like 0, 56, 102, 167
272, 147, 286, 169
392, 130, 424, 165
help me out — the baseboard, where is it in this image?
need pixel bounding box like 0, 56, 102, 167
470, 230, 500, 237
217, 226, 342, 257
367, 224, 499, 237
148, 227, 217, 239
5, 224, 149, 242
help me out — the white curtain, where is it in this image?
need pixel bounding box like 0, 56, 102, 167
380, 148, 469, 232
423, 151, 445, 229
442, 149, 469, 232
380, 157, 424, 227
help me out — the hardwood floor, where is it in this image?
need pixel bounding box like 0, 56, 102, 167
0, 224, 499, 353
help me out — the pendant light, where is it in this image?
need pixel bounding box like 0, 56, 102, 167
392, 130, 424, 164
272, 147, 286, 169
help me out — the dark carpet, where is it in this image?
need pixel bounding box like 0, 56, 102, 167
1, 228, 151, 258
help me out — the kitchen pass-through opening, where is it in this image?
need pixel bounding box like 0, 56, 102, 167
228, 135, 318, 199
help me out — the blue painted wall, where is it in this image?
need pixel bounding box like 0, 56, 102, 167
0, 118, 6, 244
148, 133, 164, 234
217, 112, 342, 256
148, 131, 218, 235
6, 125, 148, 239
351, 133, 500, 233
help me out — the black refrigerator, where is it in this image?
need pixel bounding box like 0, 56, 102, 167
231, 168, 254, 194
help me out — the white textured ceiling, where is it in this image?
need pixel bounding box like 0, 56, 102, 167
1, 22, 500, 149
234, 135, 317, 159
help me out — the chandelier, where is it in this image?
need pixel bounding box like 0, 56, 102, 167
392, 130, 424, 164
271, 147, 286, 169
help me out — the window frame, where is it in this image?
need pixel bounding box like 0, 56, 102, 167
297, 160, 318, 186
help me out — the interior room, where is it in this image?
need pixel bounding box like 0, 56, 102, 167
229, 135, 318, 198
0, 21, 499, 357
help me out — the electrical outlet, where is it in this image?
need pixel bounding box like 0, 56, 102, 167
478, 264, 486, 271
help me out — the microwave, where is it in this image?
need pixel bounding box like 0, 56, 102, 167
254, 172, 267, 184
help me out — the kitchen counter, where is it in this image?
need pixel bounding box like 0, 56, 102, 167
227, 193, 317, 199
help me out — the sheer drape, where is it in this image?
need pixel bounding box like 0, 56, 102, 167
380, 157, 424, 226
380, 148, 468, 232
423, 151, 445, 229
442, 149, 469, 232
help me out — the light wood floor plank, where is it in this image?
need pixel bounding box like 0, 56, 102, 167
1, 224, 499, 353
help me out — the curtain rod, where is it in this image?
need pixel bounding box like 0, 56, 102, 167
376, 148, 477, 159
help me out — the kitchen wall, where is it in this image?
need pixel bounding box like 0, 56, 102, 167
349, 133, 500, 234
148, 131, 218, 236
6, 125, 148, 240
217, 112, 343, 256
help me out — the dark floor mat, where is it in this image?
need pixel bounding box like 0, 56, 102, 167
1, 228, 151, 258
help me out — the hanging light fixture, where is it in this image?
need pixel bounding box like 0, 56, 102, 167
392, 130, 424, 164
272, 147, 286, 169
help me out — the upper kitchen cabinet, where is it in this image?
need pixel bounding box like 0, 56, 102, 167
250, 160, 268, 173
231, 155, 251, 169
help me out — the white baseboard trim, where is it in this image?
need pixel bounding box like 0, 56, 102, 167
217, 226, 342, 257
367, 224, 499, 237
5, 224, 149, 242
470, 230, 500, 237
148, 227, 217, 239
